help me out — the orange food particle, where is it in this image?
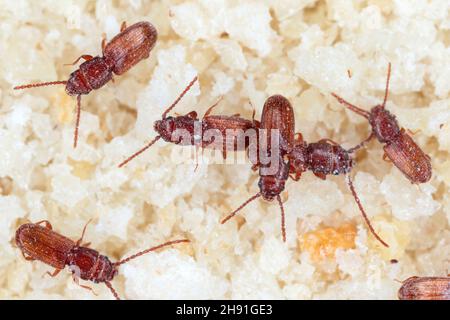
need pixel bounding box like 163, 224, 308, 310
299, 223, 357, 261
51, 89, 73, 125
68, 158, 95, 180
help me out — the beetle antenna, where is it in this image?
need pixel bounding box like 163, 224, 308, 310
346, 174, 389, 247
14, 81, 68, 90
104, 281, 120, 300
118, 136, 162, 168
74, 95, 82, 148
348, 133, 375, 153
277, 195, 286, 242
114, 239, 190, 266
161, 76, 198, 119
382, 62, 392, 108
331, 93, 370, 119
221, 193, 261, 224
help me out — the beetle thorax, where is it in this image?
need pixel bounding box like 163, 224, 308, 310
66, 57, 113, 96
154, 116, 197, 144
66, 246, 116, 283
369, 105, 401, 143
307, 142, 353, 176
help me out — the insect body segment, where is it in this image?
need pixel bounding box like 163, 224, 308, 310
398, 276, 450, 300
16, 222, 75, 269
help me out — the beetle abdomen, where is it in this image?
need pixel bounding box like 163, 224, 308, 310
383, 132, 432, 184
104, 22, 157, 76
260, 95, 295, 154
15, 223, 75, 270
398, 277, 450, 300
202, 115, 258, 152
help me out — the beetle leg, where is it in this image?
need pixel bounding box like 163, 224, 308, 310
64, 55, 94, 66
318, 138, 339, 146
221, 143, 227, 160
35, 220, 53, 230
193, 145, 200, 172
203, 96, 224, 118
72, 274, 98, 296
289, 172, 301, 181
44, 268, 62, 278
313, 172, 327, 180
186, 111, 198, 120
21, 251, 35, 261
250, 103, 256, 123
348, 132, 375, 153
101, 35, 107, 55
75, 219, 93, 246
407, 128, 420, 136
120, 21, 127, 32
294, 132, 304, 143
382, 152, 392, 162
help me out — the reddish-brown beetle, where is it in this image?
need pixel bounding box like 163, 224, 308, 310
118, 76, 260, 168
331, 63, 432, 184
221, 95, 294, 242
398, 276, 450, 300
15, 220, 189, 300
14, 21, 157, 148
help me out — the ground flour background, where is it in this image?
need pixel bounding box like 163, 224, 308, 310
0, 0, 449, 299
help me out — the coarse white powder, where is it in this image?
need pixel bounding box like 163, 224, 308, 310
1, 0, 449, 300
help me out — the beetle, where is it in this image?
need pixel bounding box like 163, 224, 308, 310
221, 95, 294, 242
288, 133, 389, 247
398, 276, 450, 300
15, 220, 189, 300
118, 76, 260, 168
14, 21, 157, 148
331, 63, 432, 184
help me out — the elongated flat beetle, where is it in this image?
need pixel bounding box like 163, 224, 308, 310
331, 63, 432, 184
398, 276, 450, 300
118, 76, 260, 168
14, 21, 157, 148
15, 220, 189, 300
221, 95, 294, 242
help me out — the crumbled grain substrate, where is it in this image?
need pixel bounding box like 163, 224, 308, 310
0, 0, 449, 299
